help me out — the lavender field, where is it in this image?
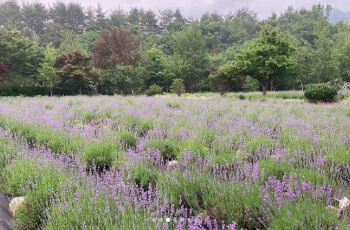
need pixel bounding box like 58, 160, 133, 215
0, 95, 349, 229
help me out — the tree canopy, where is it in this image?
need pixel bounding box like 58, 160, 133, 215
0, 1, 349, 96
234, 24, 297, 95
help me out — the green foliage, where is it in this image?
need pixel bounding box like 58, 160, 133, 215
304, 83, 338, 102
0, 28, 43, 81
77, 31, 100, 53
58, 30, 83, 53
0, 137, 18, 172
57, 50, 94, 94
38, 43, 60, 96
0, 85, 49, 96
0, 3, 347, 95
170, 78, 185, 96
0, 157, 69, 229
172, 24, 210, 91
159, 172, 267, 228
234, 24, 297, 95
144, 138, 177, 160
22, 2, 48, 36
246, 137, 274, 154
145, 84, 163, 96
243, 76, 260, 92
101, 65, 146, 95
0, 1, 22, 27
84, 141, 119, 170
269, 198, 348, 229
118, 131, 137, 149
129, 162, 159, 187
209, 65, 231, 96
166, 101, 181, 109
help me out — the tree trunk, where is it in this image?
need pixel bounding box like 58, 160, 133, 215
220, 90, 224, 97
50, 88, 53, 97
270, 80, 274, 91
262, 83, 268, 96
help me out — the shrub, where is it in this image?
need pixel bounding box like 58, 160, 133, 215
166, 101, 181, 109
304, 83, 337, 102
269, 199, 348, 229
129, 162, 159, 188
119, 131, 137, 149
170, 78, 185, 96
158, 172, 267, 228
0, 157, 69, 229
145, 84, 163, 96
144, 138, 177, 160
84, 141, 119, 170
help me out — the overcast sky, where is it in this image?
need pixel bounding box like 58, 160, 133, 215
39, 0, 350, 19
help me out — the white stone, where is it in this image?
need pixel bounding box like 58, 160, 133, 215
167, 160, 179, 167
9, 196, 25, 216
339, 197, 350, 211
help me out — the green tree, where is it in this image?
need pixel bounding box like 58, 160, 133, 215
234, 25, 296, 95
38, 43, 60, 96
40, 22, 65, 48
173, 24, 210, 91
200, 12, 226, 52
224, 8, 260, 45
59, 30, 83, 53
49, 1, 69, 25
0, 28, 43, 83
170, 78, 185, 96
0, 0, 22, 28
86, 3, 108, 32
159, 8, 187, 32
140, 9, 158, 33
209, 64, 233, 96
309, 23, 335, 83
57, 50, 93, 94
332, 23, 350, 82
77, 31, 100, 53
66, 3, 86, 33
22, 2, 48, 36
143, 47, 189, 92
160, 55, 189, 92
109, 7, 128, 28
128, 7, 140, 25
101, 65, 146, 95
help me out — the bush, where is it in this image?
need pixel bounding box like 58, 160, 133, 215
84, 141, 118, 170
170, 78, 185, 96
145, 84, 163, 96
304, 83, 337, 102
0, 85, 49, 96
144, 138, 177, 160
166, 101, 181, 109
119, 131, 137, 149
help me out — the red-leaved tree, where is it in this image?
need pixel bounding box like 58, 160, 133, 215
0, 62, 9, 85
93, 28, 141, 69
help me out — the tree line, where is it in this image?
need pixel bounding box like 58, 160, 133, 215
0, 1, 349, 96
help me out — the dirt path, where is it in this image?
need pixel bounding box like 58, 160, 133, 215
0, 193, 12, 230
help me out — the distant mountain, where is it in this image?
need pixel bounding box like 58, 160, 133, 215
329, 8, 350, 24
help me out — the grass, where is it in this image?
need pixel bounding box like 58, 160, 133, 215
0, 95, 348, 229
